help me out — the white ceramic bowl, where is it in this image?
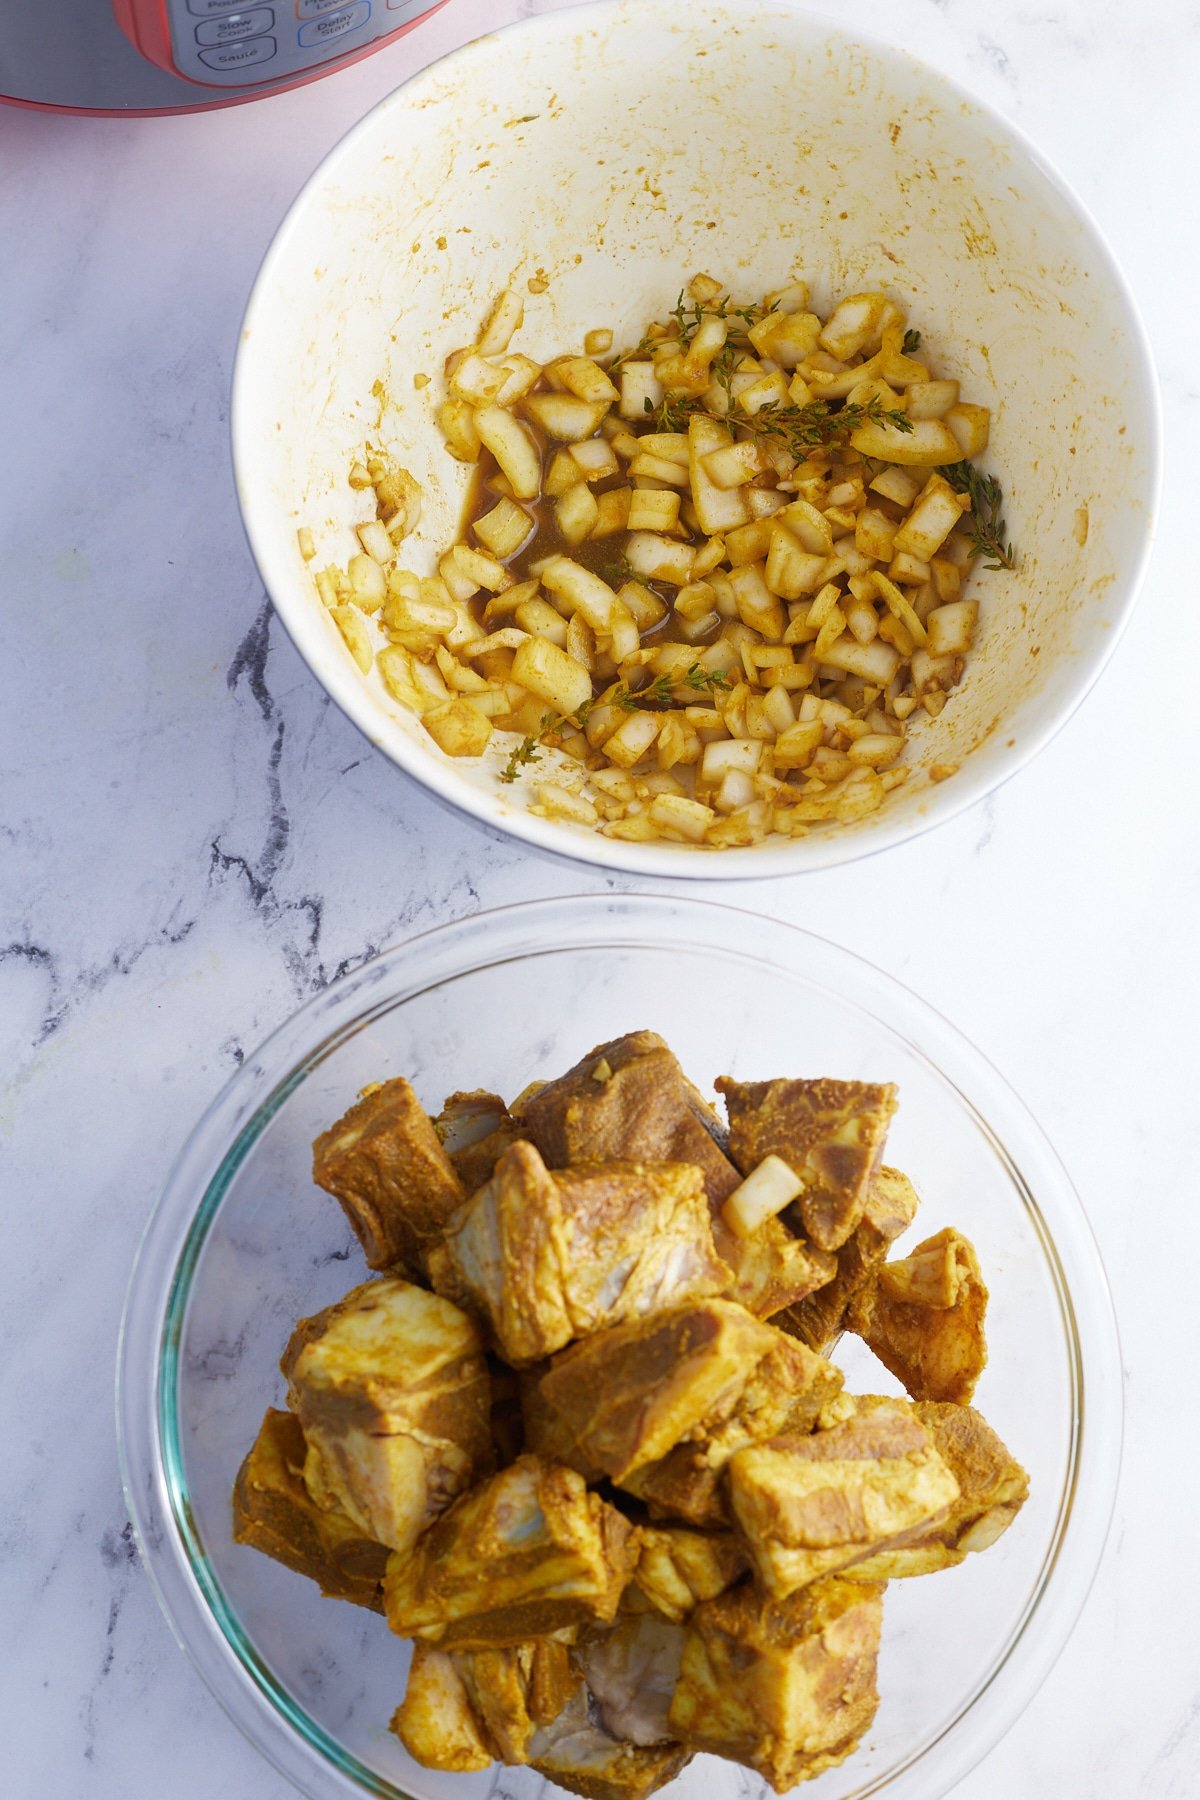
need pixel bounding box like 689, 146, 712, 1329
232, 0, 1159, 876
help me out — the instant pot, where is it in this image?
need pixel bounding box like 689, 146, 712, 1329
0, 0, 450, 114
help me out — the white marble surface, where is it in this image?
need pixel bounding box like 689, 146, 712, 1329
1, 1, 1196, 1795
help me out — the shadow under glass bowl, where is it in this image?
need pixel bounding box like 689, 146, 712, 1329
118, 894, 1122, 1800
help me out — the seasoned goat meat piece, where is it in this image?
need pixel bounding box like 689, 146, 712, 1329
231, 1408, 387, 1610
620, 1324, 843, 1529
392, 1636, 579, 1769
714, 1213, 837, 1320
777, 1165, 919, 1352
434, 1089, 520, 1193
845, 1400, 1028, 1577
631, 1525, 750, 1622
285, 1277, 492, 1555
312, 1077, 465, 1271
716, 1075, 898, 1251
668, 1577, 885, 1791
529, 1685, 692, 1800
390, 1644, 494, 1771
846, 1226, 988, 1403
383, 1455, 636, 1648
577, 1612, 687, 1746
521, 1031, 741, 1207
523, 1301, 794, 1483
428, 1141, 729, 1365
727, 1394, 960, 1596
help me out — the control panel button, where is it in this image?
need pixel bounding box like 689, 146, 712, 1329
296, 0, 353, 16
198, 34, 277, 67
187, 0, 255, 15
195, 8, 275, 45
386, 0, 434, 12
297, 2, 370, 47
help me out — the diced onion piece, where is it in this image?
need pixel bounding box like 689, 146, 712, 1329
511, 636, 593, 717
849, 416, 961, 466
476, 288, 524, 357
347, 552, 387, 611
626, 533, 695, 586
534, 782, 598, 825
555, 356, 620, 406
617, 581, 668, 632
544, 449, 582, 498
765, 527, 828, 602
854, 507, 898, 563
619, 362, 664, 421
773, 719, 823, 770
515, 597, 569, 648
460, 627, 528, 656
474, 405, 541, 499
869, 465, 922, 507
818, 636, 903, 684
847, 732, 905, 768
584, 328, 613, 356
906, 379, 959, 420
688, 414, 751, 535
701, 737, 762, 782
637, 432, 691, 466
608, 600, 641, 662
945, 403, 991, 458
629, 451, 691, 488
330, 604, 373, 673
603, 710, 661, 769
569, 437, 620, 482
591, 488, 632, 536
297, 526, 316, 562
423, 698, 493, 757
722, 1153, 805, 1238
818, 293, 890, 360
729, 561, 785, 637
449, 351, 507, 405
474, 497, 533, 559
873, 572, 929, 645
894, 475, 969, 561
888, 551, 931, 586
778, 498, 833, 555
648, 793, 715, 842
541, 557, 619, 632
523, 392, 609, 442
702, 441, 763, 488
494, 354, 542, 406
736, 370, 789, 415
438, 399, 482, 463
926, 599, 979, 656
555, 484, 600, 546
627, 489, 681, 533
356, 519, 394, 565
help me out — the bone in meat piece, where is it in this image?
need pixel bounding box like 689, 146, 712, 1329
716, 1075, 898, 1251
668, 1577, 885, 1791
622, 1326, 844, 1529
232, 1408, 387, 1610
523, 1300, 801, 1483
383, 1454, 636, 1648
428, 1141, 729, 1366
312, 1077, 465, 1271
631, 1525, 750, 1622
727, 1395, 960, 1596
845, 1399, 1028, 1577
777, 1166, 920, 1352
520, 1030, 741, 1206
392, 1635, 579, 1769
846, 1226, 988, 1403
435, 1088, 520, 1193
285, 1277, 492, 1556
529, 1685, 693, 1800
716, 1212, 837, 1320
577, 1611, 688, 1747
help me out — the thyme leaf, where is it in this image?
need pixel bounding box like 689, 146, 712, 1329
500, 703, 592, 784
902, 327, 922, 353
945, 461, 1016, 571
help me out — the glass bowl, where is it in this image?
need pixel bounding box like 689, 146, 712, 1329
118, 895, 1121, 1799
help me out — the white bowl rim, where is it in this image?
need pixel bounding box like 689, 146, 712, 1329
230, 0, 1163, 880
116, 890, 1124, 1800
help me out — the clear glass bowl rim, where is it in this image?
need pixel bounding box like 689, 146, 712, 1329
117, 893, 1124, 1800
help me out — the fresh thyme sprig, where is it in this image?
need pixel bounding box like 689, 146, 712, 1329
945, 461, 1016, 571
500, 703, 592, 784
645, 389, 914, 456
616, 664, 732, 709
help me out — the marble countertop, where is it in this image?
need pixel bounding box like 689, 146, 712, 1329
2, 1, 1196, 1794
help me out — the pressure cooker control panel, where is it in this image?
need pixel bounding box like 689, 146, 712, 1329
164, 0, 435, 86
